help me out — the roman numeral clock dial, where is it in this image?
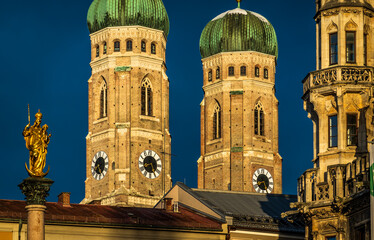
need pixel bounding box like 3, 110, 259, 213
138, 150, 162, 179
91, 151, 109, 180
252, 168, 274, 193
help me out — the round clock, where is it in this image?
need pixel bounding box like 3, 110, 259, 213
91, 151, 109, 180
138, 150, 162, 179
252, 168, 274, 193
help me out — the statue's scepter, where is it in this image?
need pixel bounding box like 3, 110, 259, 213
27, 104, 30, 125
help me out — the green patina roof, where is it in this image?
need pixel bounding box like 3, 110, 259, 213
200, 8, 278, 59
87, 0, 169, 36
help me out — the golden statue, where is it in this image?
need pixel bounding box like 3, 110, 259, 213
23, 109, 51, 177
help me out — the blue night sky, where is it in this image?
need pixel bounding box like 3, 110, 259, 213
0, 0, 316, 203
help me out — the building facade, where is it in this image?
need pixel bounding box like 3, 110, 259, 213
82, 0, 172, 207
285, 0, 374, 239
197, 4, 282, 194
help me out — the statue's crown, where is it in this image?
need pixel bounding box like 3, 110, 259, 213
35, 110, 42, 119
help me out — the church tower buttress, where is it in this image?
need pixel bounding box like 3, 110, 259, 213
197, 4, 282, 194
82, 0, 171, 207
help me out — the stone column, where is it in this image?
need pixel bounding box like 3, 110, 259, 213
19, 177, 53, 240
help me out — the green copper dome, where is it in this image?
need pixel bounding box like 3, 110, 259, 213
87, 0, 169, 36
200, 8, 278, 59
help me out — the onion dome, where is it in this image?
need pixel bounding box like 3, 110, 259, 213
199, 7, 278, 59
87, 0, 169, 37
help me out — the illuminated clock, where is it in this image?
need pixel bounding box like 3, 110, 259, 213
252, 168, 274, 193
138, 150, 162, 179
91, 151, 108, 180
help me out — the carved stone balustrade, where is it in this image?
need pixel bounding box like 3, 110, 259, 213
302, 66, 374, 95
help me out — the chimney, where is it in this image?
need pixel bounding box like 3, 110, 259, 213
164, 198, 173, 212
57, 192, 71, 207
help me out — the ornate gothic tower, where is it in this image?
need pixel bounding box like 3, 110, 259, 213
197, 3, 282, 194
82, 0, 172, 207
286, 0, 374, 238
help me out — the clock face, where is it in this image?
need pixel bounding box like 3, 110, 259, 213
91, 151, 109, 180
138, 150, 162, 179
252, 168, 274, 193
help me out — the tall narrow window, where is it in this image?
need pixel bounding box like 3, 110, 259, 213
255, 66, 260, 77
264, 68, 269, 79
96, 45, 99, 57
254, 102, 264, 136
228, 66, 234, 76
208, 70, 212, 82
240, 66, 246, 76
347, 114, 357, 146
364, 34, 368, 66
114, 41, 120, 52
103, 42, 107, 54
141, 41, 146, 52
330, 33, 338, 65
141, 79, 153, 116
213, 101, 221, 139
346, 32, 356, 63
216, 67, 220, 79
100, 81, 107, 118
329, 115, 338, 147
126, 40, 133, 51
151, 43, 156, 54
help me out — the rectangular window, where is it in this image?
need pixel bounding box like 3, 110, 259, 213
208, 70, 212, 82
216, 67, 220, 79
228, 67, 234, 76
114, 41, 120, 52
240, 66, 246, 76
141, 41, 146, 52
346, 32, 356, 63
329, 115, 338, 147
355, 226, 365, 240
347, 114, 358, 146
330, 33, 338, 65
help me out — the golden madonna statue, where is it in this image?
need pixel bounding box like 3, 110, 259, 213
23, 110, 51, 177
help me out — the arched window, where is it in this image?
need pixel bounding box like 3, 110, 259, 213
114, 41, 120, 52
255, 66, 260, 77
240, 66, 247, 76
96, 45, 99, 57
264, 68, 268, 79
141, 78, 153, 116
151, 43, 156, 54
213, 101, 222, 139
103, 42, 107, 54
208, 70, 212, 82
141, 40, 146, 52
228, 66, 234, 76
126, 40, 133, 51
100, 80, 107, 118
254, 102, 264, 136
216, 67, 220, 79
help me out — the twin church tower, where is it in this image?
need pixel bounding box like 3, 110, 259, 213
82, 0, 282, 207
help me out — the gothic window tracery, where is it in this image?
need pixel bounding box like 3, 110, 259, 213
213, 101, 222, 139
99, 79, 107, 118
141, 78, 153, 116
254, 102, 264, 136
